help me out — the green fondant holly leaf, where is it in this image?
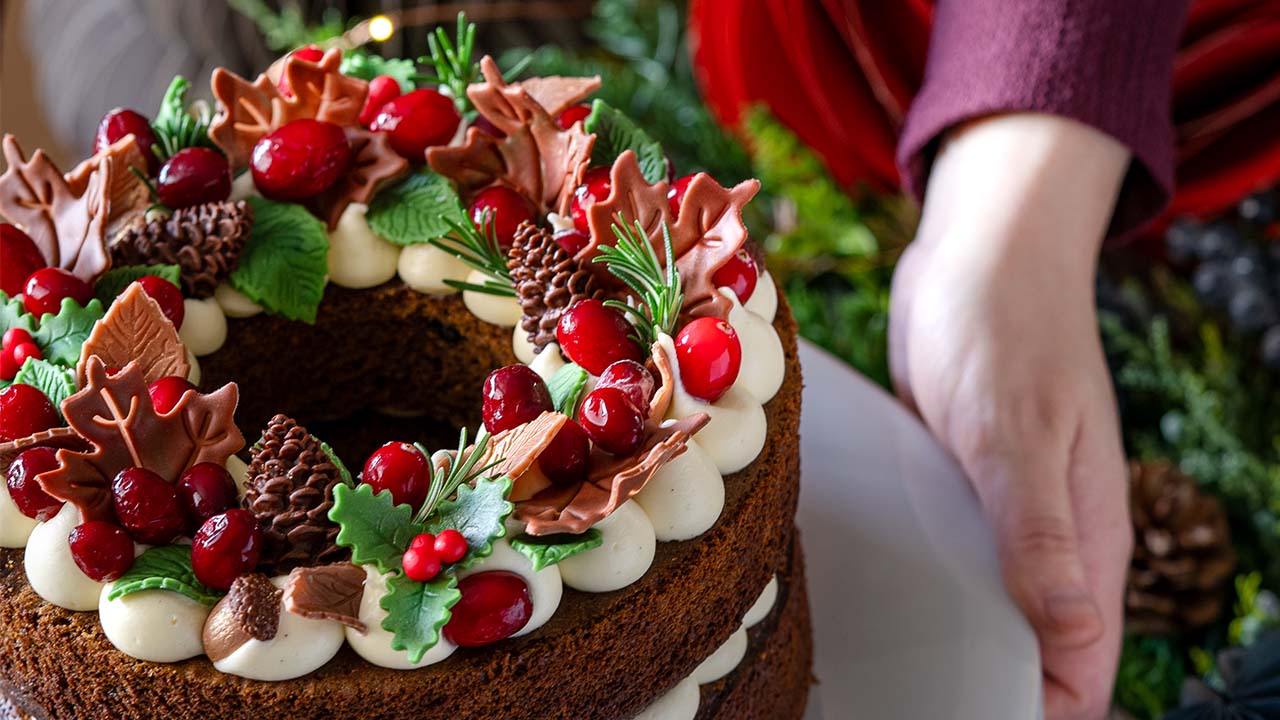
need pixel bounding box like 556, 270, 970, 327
510, 529, 603, 572
107, 545, 224, 607
340, 50, 418, 92
547, 362, 588, 416
229, 197, 329, 323
330, 483, 427, 574
32, 297, 106, 367
365, 169, 468, 246
93, 264, 182, 305
380, 572, 461, 664
0, 292, 35, 337
318, 438, 353, 486
584, 100, 668, 184
13, 359, 75, 418
424, 475, 513, 570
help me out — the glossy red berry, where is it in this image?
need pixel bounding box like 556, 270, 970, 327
251, 119, 353, 202
112, 467, 185, 544
569, 167, 612, 234
148, 376, 195, 414
192, 509, 263, 591
667, 174, 697, 218
402, 541, 442, 583
555, 299, 643, 375
482, 365, 553, 434
557, 104, 592, 129
0, 384, 60, 442
362, 442, 431, 511
134, 276, 185, 330
23, 267, 93, 317
553, 228, 589, 256
2, 328, 33, 352
711, 249, 758, 304
469, 186, 536, 251
596, 359, 655, 413
69, 521, 136, 582
434, 528, 468, 564
579, 386, 646, 456
443, 571, 533, 647
5, 446, 63, 520
156, 148, 231, 209
370, 89, 461, 160
410, 533, 435, 551
0, 353, 15, 382
10, 342, 41, 369
360, 75, 403, 127
674, 317, 742, 402
278, 45, 327, 97
1, 224, 46, 297
177, 463, 237, 528
538, 420, 591, 486
95, 109, 160, 175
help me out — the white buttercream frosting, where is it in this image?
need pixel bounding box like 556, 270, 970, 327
634, 439, 723, 542
723, 288, 785, 404
558, 501, 656, 593
0, 483, 39, 549
178, 297, 228, 357
692, 626, 748, 684
744, 270, 777, 323
462, 270, 522, 327
226, 455, 250, 498
512, 325, 536, 364
634, 677, 701, 720
229, 171, 260, 202
397, 243, 469, 295
528, 342, 567, 382
459, 537, 563, 637
327, 203, 401, 289
213, 283, 263, 318
743, 575, 779, 628
186, 349, 201, 385
99, 586, 209, 662
546, 212, 574, 233
346, 565, 458, 669
212, 575, 345, 681
24, 503, 103, 611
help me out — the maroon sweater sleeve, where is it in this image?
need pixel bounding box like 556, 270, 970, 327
897, 0, 1191, 235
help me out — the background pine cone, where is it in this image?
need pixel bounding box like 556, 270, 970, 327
243, 414, 348, 575
1127, 459, 1236, 635
508, 221, 603, 353
111, 200, 252, 298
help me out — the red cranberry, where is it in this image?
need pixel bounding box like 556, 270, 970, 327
1, 224, 46, 297
579, 386, 646, 456
156, 148, 231, 209
370, 89, 461, 160
148, 376, 195, 414
10, 342, 41, 369
538, 420, 590, 486
557, 104, 592, 129
568, 167, 612, 234
192, 509, 263, 591
0, 353, 16, 382
555, 299, 643, 375
471, 115, 504, 139
134, 276, 185, 329
23, 267, 93, 317
711, 249, 758, 304
278, 45, 327, 97
674, 317, 742, 402
553, 228, 589, 256
112, 467, 185, 544
443, 571, 533, 647
69, 521, 136, 582
359, 75, 403, 127
362, 442, 431, 512
469, 186, 536, 251
95, 109, 160, 175
5, 446, 63, 520
667, 174, 697, 218
482, 365, 553, 434
0, 384, 60, 442
177, 463, 237, 528
251, 119, 353, 202
597, 359, 655, 413
2, 328, 33, 352
434, 528, 468, 564
402, 540, 441, 582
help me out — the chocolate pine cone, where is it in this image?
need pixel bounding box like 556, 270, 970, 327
243, 414, 348, 574
507, 221, 602, 352
111, 200, 252, 298
1126, 459, 1237, 635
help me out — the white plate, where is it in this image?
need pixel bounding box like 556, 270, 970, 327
797, 341, 1042, 720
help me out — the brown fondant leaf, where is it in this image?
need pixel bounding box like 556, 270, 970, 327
0, 135, 112, 281
65, 134, 152, 238
309, 127, 408, 229
282, 563, 367, 632
203, 574, 281, 663
516, 75, 602, 119
37, 357, 245, 522
427, 56, 596, 214
76, 283, 189, 388
0, 427, 89, 478
471, 411, 569, 502
647, 339, 677, 421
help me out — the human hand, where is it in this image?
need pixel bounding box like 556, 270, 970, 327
889, 114, 1134, 719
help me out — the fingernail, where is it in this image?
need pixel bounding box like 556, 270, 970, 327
1044, 590, 1101, 635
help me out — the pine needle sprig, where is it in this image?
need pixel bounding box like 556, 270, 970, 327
150, 76, 216, 161
593, 214, 683, 347
428, 211, 515, 297
416, 13, 479, 113
413, 428, 505, 524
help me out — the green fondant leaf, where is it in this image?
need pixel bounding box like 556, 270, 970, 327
510, 529, 603, 571
229, 197, 329, 323
365, 169, 468, 246
547, 362, 588, 416
32, 297, 105, 367
380, 572, 460, 664
584, 100, 668, 184
93, 264, 182, 306
330, 483, 426, 574
107, 545, 223, 606
339, 50, 418, 92
0, 292, 36, 337
318, 438, 353, 486
423, 475, 513, 570
12, 359, 75, 418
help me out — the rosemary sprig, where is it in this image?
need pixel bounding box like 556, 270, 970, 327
414, 12, 535, 115
150, 76, 215, 161
413, 428, 504, 524
429, 211, 516, 297
592, 214, 683, 347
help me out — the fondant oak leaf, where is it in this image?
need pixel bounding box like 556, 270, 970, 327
76, 282, 190, 388
37, 357, 245, 522
0, 135, 113, 281
426, 56, 598, 214
65, 134, 152, 239
309, 128, 408, 228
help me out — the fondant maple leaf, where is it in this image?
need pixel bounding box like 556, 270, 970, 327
37, 357, 245, 522
309, 127, 408, 228
426, 56, 599, 214
76, 283, 190, 388
0, 134, 113, 282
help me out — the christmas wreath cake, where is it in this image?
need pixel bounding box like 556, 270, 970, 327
0, 20, 809, 720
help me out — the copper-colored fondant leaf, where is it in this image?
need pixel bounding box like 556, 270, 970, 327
581, 150, 672, 258
470, 411, 569, 502
283, 563, 367, 631
309, 127, 408, 229
0, 135, 112, 281
76, 283, 189, 387
0, 427, 88, 477
648, 339, 677, 421
65, 135, 152, 238
516, 75, 602, 119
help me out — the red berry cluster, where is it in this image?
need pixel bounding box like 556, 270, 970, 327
94, 109, 231, 210
0, 327, 41, 382
401, 529, 468, 583
481, 365, 590, 484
